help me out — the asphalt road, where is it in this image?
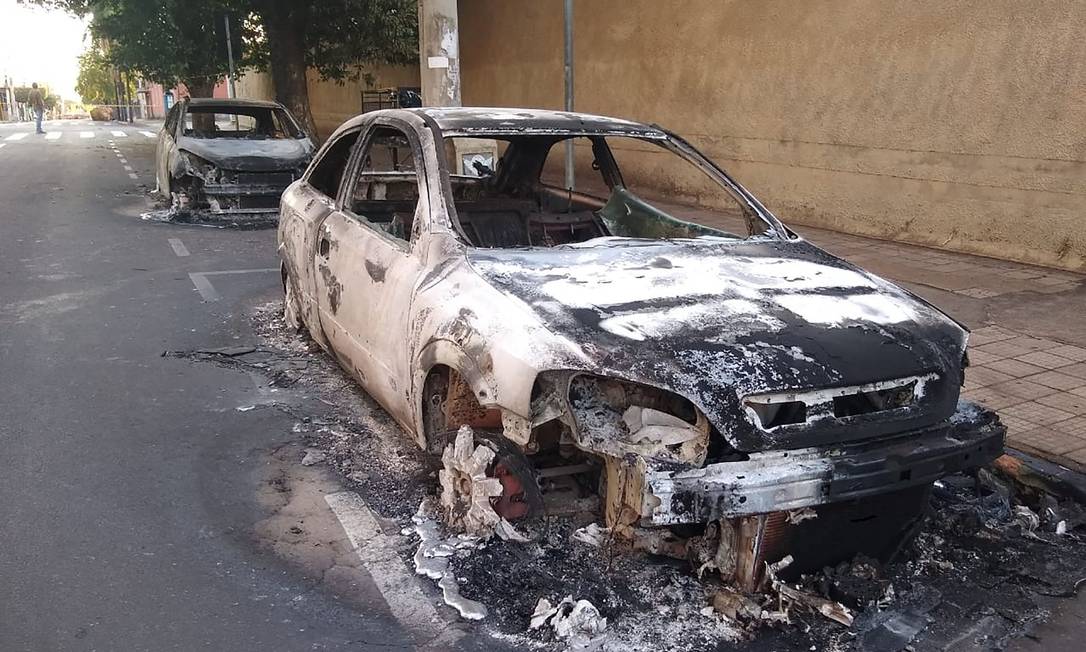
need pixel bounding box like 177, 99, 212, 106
0, 120, 480, 651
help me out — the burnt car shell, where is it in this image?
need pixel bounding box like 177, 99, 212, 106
157, 98, 315, 215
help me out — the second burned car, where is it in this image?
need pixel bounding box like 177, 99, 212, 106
277, 108, 1005, 589
155, 98, 315, 217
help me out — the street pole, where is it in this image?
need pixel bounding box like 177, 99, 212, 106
564, 0, 575, 189
417, 0, 461, 108
224, 13, 237, 99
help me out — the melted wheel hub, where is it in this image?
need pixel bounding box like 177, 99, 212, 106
491, 461, 531, 520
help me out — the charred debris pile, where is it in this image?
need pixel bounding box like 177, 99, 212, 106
176, 303, 1086, 651
416, 429, 1086, 651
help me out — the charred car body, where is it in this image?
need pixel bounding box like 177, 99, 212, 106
277, 108, 1005, 590
155, 98, 315, 216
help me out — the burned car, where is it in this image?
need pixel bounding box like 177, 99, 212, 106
277, 108, 1005, 590
155, 98, 315, 215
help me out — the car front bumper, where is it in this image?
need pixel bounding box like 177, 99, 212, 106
641, 400, 1005, 526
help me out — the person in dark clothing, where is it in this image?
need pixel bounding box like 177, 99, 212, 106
28, 83, 46, 134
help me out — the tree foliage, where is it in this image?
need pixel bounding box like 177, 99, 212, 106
27, 0, 419, 135
25, 0, 236, 95
75, 42, 135, 105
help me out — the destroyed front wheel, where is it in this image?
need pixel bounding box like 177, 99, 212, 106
438, 427, 543, 534
282, 269, 304, 333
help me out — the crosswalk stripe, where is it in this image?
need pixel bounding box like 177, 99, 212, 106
111, 130, 127, 137
46, 132, 62, 140
140, 130, 156, 138
5, 133, 28, 141
80, 132, 94, 139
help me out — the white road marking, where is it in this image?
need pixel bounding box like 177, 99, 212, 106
325, 491, 453, 645
45, 132, 62, 140
200, 268, 279, 277
0, 143, 6, 149
187, 268, 277, 302
167, 238, 190, 257
5, 133, 28, 141
80, 132, 94, 138
128, 172, 139, 180
140, 130, 156, 138
111, 130, 127, 137
123, 165, 133, 171
188, 273, 221, 302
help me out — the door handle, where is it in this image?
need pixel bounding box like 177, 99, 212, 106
319, 236, 331, 257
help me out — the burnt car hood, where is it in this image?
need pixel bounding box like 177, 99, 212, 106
467, 237, 969, 453
178, 136, 313, 172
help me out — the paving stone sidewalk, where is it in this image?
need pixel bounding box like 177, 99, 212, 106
799, 226, 1086, 470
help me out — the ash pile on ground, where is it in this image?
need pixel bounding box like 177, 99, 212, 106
174, 300, 1086, 651
140, 195, 279, 229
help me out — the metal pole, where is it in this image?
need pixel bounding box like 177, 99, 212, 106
123, 70, 134, 123
563, 0, 574, 189
224, 13, 237, 99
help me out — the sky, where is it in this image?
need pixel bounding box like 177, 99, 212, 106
0, 0, 90, 99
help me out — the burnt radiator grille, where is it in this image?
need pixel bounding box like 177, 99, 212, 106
237, 172, 293, 186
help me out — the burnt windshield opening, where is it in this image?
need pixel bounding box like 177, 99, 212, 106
441, 133, 774, 249
184, 106, 303, 140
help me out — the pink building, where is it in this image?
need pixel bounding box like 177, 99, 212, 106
138, 80, 229, 119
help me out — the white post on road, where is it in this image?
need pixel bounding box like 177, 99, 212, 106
564, 0, 575, 189
224, 13, 237, 99
418, 0, 461, 108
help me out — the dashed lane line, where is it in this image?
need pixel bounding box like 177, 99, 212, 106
167, 238, 190, 257
188, 273, 221, 302
128, 172, 139, 180
5, 133, 28, 141
0, 143, 5, 149
187, 268, 278, 302
324, 491, 455, 647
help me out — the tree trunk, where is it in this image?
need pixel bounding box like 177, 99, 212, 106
261, 5, 317, 139
184, 78, 216, 99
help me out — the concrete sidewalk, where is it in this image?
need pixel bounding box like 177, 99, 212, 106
796, 225, 1086, 470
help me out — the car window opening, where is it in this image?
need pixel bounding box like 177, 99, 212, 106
346, 127, 419, 242
442, 134, 771, 248
184, 106, 303, 140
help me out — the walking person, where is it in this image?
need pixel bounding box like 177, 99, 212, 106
28, 82, 45, 134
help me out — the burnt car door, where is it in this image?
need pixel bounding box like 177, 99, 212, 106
281, 125, 365, 340
312, 120, 429, 414
156, 102, 182, 194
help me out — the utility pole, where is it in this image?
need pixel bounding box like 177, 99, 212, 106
224, 13, 237, 99
417, 0, 461, 107
563, 0, 575, 189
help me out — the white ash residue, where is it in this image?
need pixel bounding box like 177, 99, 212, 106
407, 500, 488, 620
530, 596, 608, 651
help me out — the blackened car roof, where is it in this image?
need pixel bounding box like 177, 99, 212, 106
184, 97, 285, 110
340, 106, 668, 138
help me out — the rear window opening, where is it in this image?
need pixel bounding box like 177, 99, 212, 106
184, 106, 303, 140
440, 134, 773, 248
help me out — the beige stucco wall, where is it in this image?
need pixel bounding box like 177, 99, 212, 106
458, 0, 1086, 271
235, 64, 420, 139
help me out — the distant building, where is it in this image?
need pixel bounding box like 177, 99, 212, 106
138, 80, 229, 119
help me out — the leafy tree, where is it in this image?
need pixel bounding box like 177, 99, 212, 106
25, 0, 235, 97
242, 0, 418, 134
27, 0, 419, 136
75, 43, 131, 105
